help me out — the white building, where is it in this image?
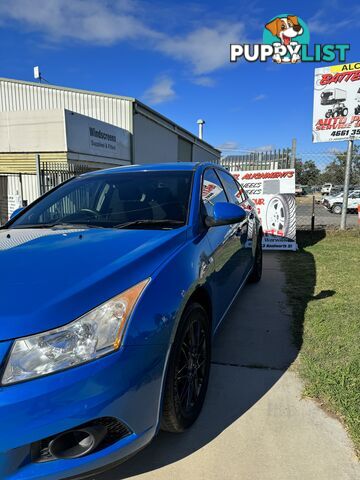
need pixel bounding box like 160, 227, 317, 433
0, 78, 220, 173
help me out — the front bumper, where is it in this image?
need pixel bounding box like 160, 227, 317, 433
0, 343, 167, 480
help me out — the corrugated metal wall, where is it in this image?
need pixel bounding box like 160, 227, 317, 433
0, 152, 67, 173
0, 79, 133, 132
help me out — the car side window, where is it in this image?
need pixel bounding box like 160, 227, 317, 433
202, 168, 228, 217
216, 170, 244, 205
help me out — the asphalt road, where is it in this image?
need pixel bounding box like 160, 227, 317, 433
96, 253, 359, 480
297, 203, 358, 228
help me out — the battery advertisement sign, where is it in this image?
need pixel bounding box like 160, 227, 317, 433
313, 62, 360, 143
232, 169, 297, 251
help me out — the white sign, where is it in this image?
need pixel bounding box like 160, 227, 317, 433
7, 193, 22, 219
232, 169, 297, 251
65, 110, 131, 163
313, 62, 360, 143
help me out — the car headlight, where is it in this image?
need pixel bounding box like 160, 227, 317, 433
2, 279, 150, 385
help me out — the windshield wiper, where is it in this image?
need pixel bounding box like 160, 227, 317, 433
114, 219, 185, 229
11, 222, 106, 230
10, 220, 184, 230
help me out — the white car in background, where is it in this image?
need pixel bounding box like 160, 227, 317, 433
321, 190, 343, 206
326, 190, 360, 214
321, 183, 333, 195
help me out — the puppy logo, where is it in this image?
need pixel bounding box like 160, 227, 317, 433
230, 15, 349, 64
264, 14, 309, 64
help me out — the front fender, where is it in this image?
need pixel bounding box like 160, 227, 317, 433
122, 230, 214, 347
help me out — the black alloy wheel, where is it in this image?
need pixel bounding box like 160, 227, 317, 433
161, 303, 211, 432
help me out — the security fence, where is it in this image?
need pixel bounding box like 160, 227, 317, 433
294, 146, 360, 229
0, 161, 98, 225
40, 162, 97, 194
220, 144, 360, 230
220, 148, 293, 171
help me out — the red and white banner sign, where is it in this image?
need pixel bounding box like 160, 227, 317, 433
232, 169, 297, 251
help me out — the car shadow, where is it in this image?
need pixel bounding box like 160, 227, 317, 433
283, 229, 328, 349
97, 230, 327, 479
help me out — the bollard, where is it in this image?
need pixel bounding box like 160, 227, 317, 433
311, 195, 315, 232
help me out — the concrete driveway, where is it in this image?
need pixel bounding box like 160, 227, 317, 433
97, 253, 359, 480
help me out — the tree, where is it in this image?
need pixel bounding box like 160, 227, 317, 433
320, 145, 360, 186
295, 159, 320, 185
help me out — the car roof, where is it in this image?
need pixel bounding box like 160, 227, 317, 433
81, 162, 220, 176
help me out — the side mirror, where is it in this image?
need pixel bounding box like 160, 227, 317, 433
205, 202, 247, 227
10, 207, 24, 220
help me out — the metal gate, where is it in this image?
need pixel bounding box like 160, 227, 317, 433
0, 173, 37, 225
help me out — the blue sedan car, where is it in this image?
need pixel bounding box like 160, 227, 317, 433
0, 162, 262, 479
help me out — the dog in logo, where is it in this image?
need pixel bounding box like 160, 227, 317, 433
265, 15, 303, 63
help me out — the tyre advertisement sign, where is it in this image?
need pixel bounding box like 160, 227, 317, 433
313, 62, 360, 143
232, 169, 297, 250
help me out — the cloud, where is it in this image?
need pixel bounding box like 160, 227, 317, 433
192, 76, 216, 87
253, 144, 275, 152
308, 8, 354, 34
216, 141, 240, 151
253, 94, 267, 101
0, 0, 159, 44
0, 0, 247, 80
143, 75, 176, 105
156, 22, 246, 75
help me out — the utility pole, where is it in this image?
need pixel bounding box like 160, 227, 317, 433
340, 139, 353, 230
291, 138, 296, 168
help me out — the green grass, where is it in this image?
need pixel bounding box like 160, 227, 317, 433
280, 230, 360, 453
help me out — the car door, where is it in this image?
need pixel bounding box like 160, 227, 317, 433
201, 168, 244, 324
216, 169, 254, 275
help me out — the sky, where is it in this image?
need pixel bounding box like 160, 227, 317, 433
0, 0, 359, 159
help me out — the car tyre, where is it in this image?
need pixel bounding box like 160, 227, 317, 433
332, 204, 342, 214
265, 194, 296, 239
342, 108, 348, 116
248, 235, 263, 283
161, 303, 211, 433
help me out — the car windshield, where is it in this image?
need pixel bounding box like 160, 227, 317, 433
9, 170, 193, 230
349, 191, 360, 198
